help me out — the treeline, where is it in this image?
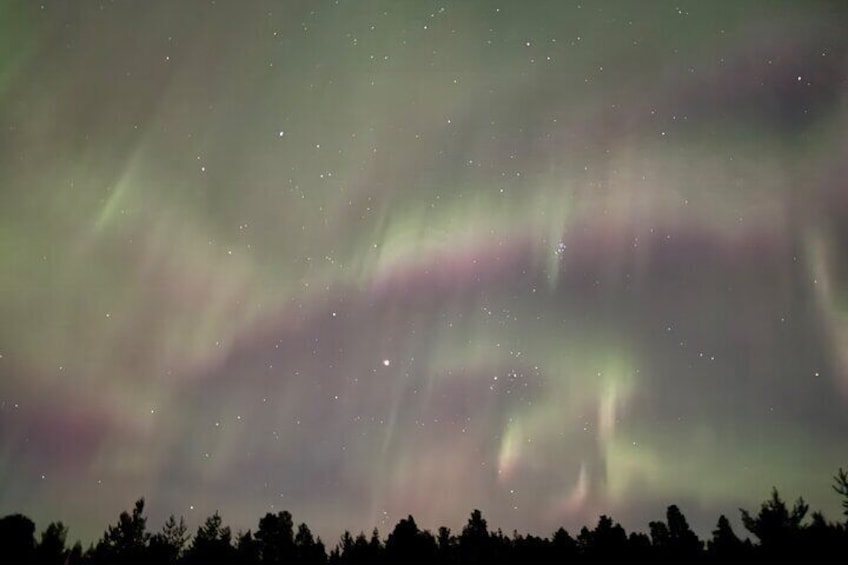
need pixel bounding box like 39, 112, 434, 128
2, 469, 847, 564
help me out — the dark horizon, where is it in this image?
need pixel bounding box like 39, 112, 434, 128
3, 472, 848, 564
3, 480, 845, 549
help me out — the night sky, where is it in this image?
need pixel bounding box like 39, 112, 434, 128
2, 0, 848, 545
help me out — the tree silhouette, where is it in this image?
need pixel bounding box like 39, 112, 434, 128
67, 541, 85, 565
578, 515, 628, 562
834, 467, 848, 522
256, 511, 295, 565
334, 530, 354, 564
294, 522, 326, 565
0, 513, 36, 563
648, 518, 670, 549
627, 531, 652, 561
93, 498, 150, 565
367, 529, 383, 565
802, 510, 846, 562
330, 528, 381, 565
185, 512, 235, 565
707, 514, 744, 560
648, 505, 701, 560
489, 528, 512, 565
512, 532, 549, 564
235, 530, 261, 565
458, 509, 491, 565
36, 521, 68, 565
436, 526, 456, 565
551, 526, 577, 562
385, 515, 436, 565
740, 487, 808, 557
149, 515, 188, 565
665, 505, 702, 559
3, 467, 848, 564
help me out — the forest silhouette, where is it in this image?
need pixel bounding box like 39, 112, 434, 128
2, 468, 847, 564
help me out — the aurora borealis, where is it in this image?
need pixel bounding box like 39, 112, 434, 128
2, 0, 848, 544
